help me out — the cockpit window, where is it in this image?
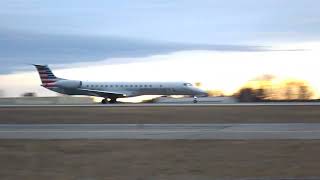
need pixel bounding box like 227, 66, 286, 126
183, 83, 193, 87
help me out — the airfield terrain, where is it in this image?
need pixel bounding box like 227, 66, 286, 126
1, 104, 320, 124
1, 104, 320, 180
0, 139, 320, 180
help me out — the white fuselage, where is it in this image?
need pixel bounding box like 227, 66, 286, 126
82, 81, 206, 96
54, 81, 208, 98
33, 64, 208, 103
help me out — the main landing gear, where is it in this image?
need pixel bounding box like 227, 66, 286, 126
193, 96, 198, 103
101, 98, 117, 104
101, 99, 107, 104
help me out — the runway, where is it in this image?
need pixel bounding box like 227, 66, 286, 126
1, 123, 320, 139
2, 102, 320, 107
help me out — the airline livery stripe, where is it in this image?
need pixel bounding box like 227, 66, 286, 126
40, 74, 55, 77
43, 84, 56, 86
37, 68, 51, 72
41, 79, 57, 81
38, 70, 52, 73
40, 77, 57, 81
40, 75, 56, 79
39, 73, 54, 76
39, 71, 54, 74
41, 80, 57, 83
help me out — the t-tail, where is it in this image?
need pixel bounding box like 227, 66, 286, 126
33, 64, 61, 88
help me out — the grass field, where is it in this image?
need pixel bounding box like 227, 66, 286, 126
1, 106, 319, 179
1, 105, 320, 124
0, 140, 319, 180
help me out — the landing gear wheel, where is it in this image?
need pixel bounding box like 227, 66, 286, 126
101, 99, 107, 104
109, 98, 117, 104
193, 96, 198, 103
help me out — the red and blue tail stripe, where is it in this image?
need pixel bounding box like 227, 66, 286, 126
33, 64, 59, 88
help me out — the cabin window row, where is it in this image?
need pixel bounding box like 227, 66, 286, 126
85, 85, 162, 88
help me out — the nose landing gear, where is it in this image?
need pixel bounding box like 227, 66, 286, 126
193, 96, 198, 103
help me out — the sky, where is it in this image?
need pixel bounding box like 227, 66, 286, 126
1, 0, 320, 97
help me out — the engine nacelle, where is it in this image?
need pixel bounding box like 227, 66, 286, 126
55, 80, 81, 89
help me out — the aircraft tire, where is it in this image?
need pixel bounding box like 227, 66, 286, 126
109, 98, 117, 104
101, 99, 107, 104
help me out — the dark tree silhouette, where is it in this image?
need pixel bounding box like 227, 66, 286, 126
237, 88, 264, 102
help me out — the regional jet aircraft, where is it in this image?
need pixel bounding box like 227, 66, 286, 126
33, 64, 208, 104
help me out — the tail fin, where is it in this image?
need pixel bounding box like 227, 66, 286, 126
33, 64, 59, 85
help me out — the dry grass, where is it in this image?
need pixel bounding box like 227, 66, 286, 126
0, 140, 319, 180
1, 106, 320, 124
1, 106, 319, 179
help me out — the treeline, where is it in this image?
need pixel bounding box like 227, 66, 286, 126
234, 75, 316, 102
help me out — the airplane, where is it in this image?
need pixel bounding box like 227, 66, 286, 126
33, 64, 208, 104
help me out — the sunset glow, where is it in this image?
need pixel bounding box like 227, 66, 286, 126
1, 42, 320, 99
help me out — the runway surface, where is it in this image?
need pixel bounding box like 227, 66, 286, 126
1, 123, 320, 139
2, 102, 320, 107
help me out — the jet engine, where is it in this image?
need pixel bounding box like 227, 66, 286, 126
55, 80, 81, 89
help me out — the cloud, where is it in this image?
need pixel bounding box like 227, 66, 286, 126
0, 29, 268, 74
2, 44, 320, 98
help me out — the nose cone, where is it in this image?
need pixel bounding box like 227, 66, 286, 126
198, 89, 209, 97
190, 87, 208, 97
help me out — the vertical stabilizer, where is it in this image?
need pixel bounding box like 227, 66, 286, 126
33, 64, 59, 87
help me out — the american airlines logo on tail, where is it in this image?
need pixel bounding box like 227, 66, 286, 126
33, 64, 59, 88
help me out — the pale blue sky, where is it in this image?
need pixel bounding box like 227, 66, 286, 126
1, 0, 320, 73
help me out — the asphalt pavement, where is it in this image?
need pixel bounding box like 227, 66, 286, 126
0, 123, 320, 139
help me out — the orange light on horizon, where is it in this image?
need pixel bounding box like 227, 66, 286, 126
2, 42, 320, 99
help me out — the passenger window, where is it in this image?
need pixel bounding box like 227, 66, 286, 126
139, 85, 143, 87
120, 85, 123, 87
130, 85, 133, 87
135, 85, 138, 87
115, 85, 118, 87
125, 85, 128, 87
160, 85, 163, 88
144, 85, 147, 87
149, 85, 152, 87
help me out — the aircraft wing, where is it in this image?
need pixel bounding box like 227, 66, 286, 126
78, 88, 127, 98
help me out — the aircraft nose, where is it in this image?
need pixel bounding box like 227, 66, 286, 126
194, 88, 208, 97
200, 90, 209, 97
